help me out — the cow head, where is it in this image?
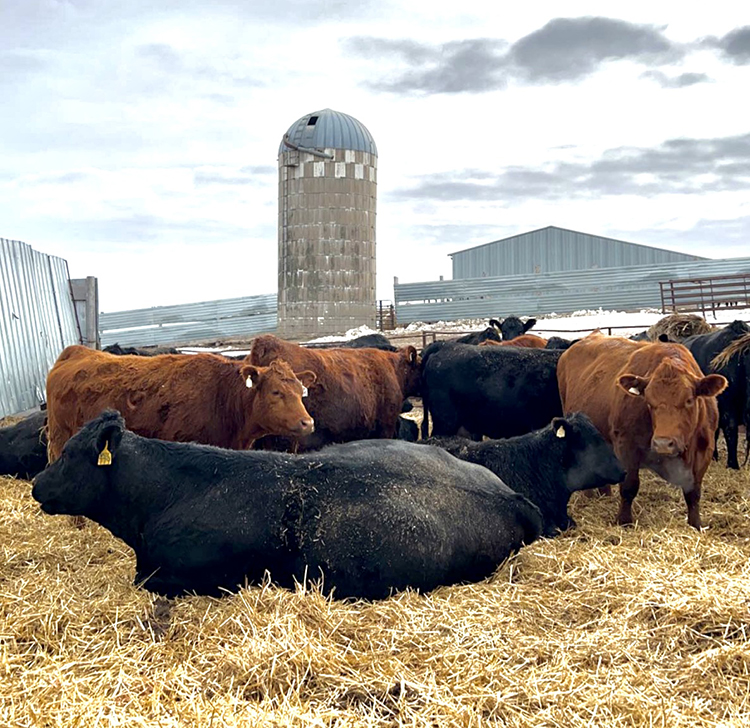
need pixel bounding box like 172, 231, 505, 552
491, 316, 537, 341
397, 345, 422, 397
553, 413, 626, 492
32, 410, 125, 516
239, 359, 316, 442
618, 358, 727, 457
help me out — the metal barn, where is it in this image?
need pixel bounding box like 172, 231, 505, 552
450, 225, 705, 279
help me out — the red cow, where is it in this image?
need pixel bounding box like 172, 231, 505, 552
479, 335, 547, 348
250, 335, 421, 450
557, 332, 726, 529
46, 345, 316, 461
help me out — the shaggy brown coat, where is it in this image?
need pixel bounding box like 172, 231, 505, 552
46, 345, 316, 460
250, 335, 421, 449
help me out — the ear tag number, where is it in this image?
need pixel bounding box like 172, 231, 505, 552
555, 426, 566, 439
97, 441, 113, 466
302, 386, 308, 397
246, 377, 253, 388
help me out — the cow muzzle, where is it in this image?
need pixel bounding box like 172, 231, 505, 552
651, 436, 683, 457
297, 418, 314, 436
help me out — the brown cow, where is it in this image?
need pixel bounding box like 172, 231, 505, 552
480, 334, 547, 348
557, 332, 726, 529
250, 334, 421, 450
46, 345, 316, 461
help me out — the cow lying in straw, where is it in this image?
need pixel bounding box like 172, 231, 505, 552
32, 411, 544, 600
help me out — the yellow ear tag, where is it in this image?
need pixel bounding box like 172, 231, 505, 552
97, 441, 113, 466
556, 426, 566, 438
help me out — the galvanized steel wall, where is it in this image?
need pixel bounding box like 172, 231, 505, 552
99, 293, 277, 347
395, 257, 750, 323
451, 226, 704, 279
0, 238, 81, 418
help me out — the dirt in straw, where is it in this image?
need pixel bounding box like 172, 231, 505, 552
2, 445, 750, 727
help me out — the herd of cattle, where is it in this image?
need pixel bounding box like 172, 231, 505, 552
2, 314, 750, 600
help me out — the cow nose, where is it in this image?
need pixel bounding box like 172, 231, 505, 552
300, 418, 314, 434
652, 437, 680, 456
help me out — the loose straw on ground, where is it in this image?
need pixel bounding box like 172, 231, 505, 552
1, 449, 749, 727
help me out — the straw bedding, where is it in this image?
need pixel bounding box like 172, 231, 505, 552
2, 453, 749, 727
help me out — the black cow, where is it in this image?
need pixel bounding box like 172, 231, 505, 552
421, 343, 563, 439
32, 411, 544, 600
397, 400, 420, 442
0, 411, 48, 480
489, 316, 537, 341
683, 320, 750, 469
104, 343, 180, 356
337, 333, 397, 352
545, 336, 579, 350
454, 326, 502, 346
424, 413, 625, 537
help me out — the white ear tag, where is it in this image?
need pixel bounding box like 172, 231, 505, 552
628, 387, 640, 395
556, 426, 566, 438
301, 386, 308, 397
246, 377, 253, 388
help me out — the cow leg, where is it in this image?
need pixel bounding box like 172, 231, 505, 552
683, 487, 702, 530
722, 415, 740, 470
617, 468, 640, 526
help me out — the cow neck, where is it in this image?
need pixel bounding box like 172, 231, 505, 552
91, 434, 198, 548
220, 360, 259, 447
474, 428, 567, 513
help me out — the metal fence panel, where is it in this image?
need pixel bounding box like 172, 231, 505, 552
99, 294, 278, 347
0, 238, 81, 417
395, 257, 750, 323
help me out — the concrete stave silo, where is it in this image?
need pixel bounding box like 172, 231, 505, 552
277, 108, 377, 338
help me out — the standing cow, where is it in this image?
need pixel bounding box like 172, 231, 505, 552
420, 343, 563, 440
557, 332, 726, 529
46, 345, 316, 460
32, 410, 544, 600
683, 321, 750, 469
250, 335, 421, 450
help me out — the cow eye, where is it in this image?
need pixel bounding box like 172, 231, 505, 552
686, 397, 695, 407
272, 390, 282, 396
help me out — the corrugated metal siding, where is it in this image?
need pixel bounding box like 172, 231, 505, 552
0, 238, 81, 417
395, 257, 750, 323
99, 294, 277, 347
451, 227, 704, 279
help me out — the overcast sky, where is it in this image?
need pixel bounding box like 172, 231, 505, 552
2, 1, 748, 312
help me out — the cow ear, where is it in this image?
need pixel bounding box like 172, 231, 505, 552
404, 345, 418, 364
94, 413, 125, 466
696, 373, 728, 398
295, 370, 317, 389
240, 364, 260, 388
551, 418, 567, 439
489, 319, 502, 330
619, 374, 649, 397
523, 318, 537, 333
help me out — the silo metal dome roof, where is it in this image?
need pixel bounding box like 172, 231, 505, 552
279, 108, 377, 156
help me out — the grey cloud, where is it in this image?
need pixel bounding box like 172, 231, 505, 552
509, 17, 679, 82
703, 26, 750, 64
640, 70, 711, 88
347, 17, 688, 94
391, 132, 750, 202
346, 37, 509, 94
